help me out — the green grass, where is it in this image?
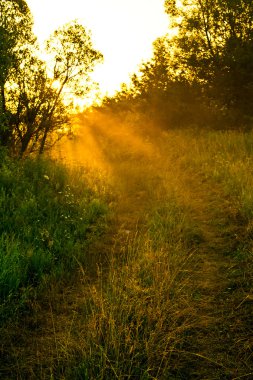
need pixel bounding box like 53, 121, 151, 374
0, 152, 109, 319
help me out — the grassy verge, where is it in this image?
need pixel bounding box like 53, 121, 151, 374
167, 129, 253, 284
174, 129, 253, 219
0, 150, 109, 321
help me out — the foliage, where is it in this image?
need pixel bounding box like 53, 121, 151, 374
0, 0, 35, 146
164, 0, 253, 122
104, 0, 253, 129
0, 1, 102, 155
5, 49, 70, 155
0, 155, 108, 316
46, 21, 103, 97
102, 37, 210, 129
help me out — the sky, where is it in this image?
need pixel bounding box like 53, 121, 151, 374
26, 0, 169, 97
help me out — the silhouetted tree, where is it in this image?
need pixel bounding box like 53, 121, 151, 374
38, 20, 103, 154
0, 1, 103, 155
165, 0, 253, 123
7, 50, 69, 155
104, 37, 204, 128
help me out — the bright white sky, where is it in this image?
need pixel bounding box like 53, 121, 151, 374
26, 0, 169, 97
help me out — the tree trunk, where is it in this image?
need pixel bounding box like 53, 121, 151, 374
0, 84, 11, 146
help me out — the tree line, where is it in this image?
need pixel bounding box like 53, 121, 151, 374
104, 0, 253, 130
2, 0, 252, 157
0, 0, 102, 156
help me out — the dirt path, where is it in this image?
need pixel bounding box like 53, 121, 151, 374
173, 175, 247, 379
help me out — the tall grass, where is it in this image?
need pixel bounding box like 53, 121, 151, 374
173, 129, 253, 220
0, 152, 109, 319
61, 124, 203, 378
2, 124, 253, 379
70, 197, 197, 379
66, 126, 253, 379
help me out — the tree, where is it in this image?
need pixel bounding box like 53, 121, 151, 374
39, 20, 103, 154
0, 0, 35, 146
104, 36, 203, 128
164, 0, 253, 123
6, 49, 69, 155
0, 2, 103, 155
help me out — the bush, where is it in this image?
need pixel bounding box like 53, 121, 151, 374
0, 156, 108, 313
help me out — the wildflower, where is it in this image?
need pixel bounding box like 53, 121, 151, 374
43, 175, 50, 180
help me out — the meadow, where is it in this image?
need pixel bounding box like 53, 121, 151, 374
1, 114, 253, 379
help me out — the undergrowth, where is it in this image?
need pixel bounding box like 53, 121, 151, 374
0, 151, 109, 321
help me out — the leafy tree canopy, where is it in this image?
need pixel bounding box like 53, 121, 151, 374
46, 21, 103, 97
0, 2, 103, 155
164, 0, 253, 118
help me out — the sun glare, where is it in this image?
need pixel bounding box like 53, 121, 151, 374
26, 0, 169, 103
51, 80, 61, 90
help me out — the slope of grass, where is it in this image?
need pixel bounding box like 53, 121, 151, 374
174, 129, 253, 219
0, 151, 109, 321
